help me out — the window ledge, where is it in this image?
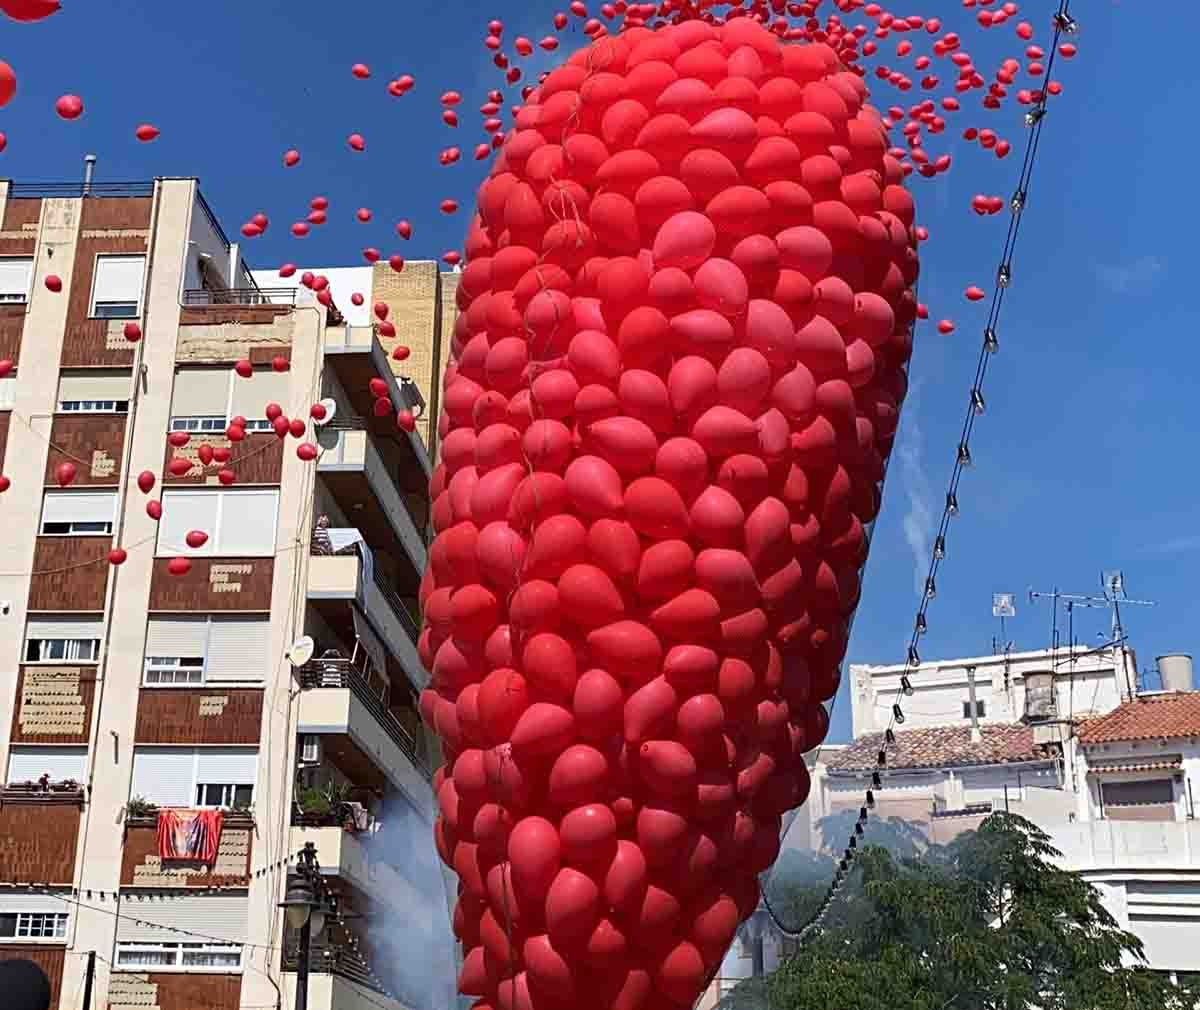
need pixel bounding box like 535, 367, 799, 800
113, 967, 243, 975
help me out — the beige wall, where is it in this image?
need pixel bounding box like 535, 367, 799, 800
370, 262, 458, 461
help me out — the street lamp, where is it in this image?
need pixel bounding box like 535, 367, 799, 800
280, 844, 327, 1010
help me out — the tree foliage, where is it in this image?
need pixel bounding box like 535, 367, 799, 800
764, 813, 1194, 1010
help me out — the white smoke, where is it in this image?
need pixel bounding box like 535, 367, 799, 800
362, 789, 459, 1008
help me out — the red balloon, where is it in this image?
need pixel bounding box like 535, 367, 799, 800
0, 61, 15, 108
123, 322, 142, 342
54, 461, 76, 487
167, 431, 190, 448
234, 359, 253, 379
185, 530, 208, 549
136, 470, 155, 494
167, 457, 192, 477
135, 123, 160, 142
146, 500, 162, 520
284, 149, 300, 167
44, 275, 62, 292
107, 547, 127, 566
351, 62, 370, 79
271, 355, 290, 373
166, 557, 191, 577
0, 359, 11, 377
54, 94, 83, 120
197, 444, 214, 466
0, 475, 9, 493
0, 0, 61, 21
347, 133, 365, 151
297, 442, 318, 461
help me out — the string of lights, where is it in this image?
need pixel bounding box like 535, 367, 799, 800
761, 0, 1078, 943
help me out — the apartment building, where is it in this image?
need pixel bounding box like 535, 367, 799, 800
0, 176, 451, 1010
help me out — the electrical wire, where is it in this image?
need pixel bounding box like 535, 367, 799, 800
762, 0, 1077, 942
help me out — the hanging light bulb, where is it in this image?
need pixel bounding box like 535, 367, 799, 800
925, 575, 937, 599
892, 703, 906, 724
877, 748, 888, 767
915, 612, 927, 636
885, 727, 896, 744
871, 771, 882, 789
855, 821, 865, 836
1010, 189, 1026, 213
946, 492, 959, 516
997, 263, 1012, 288
1054, 12, 1079, 32
848, 835, 858, 850
934, 534, 946, 560
866, 789, 876, 808
907, 645, 920, 666
901, 673, 915, 695
984, 327, 999, 353
1024, 106, 1045, 127
859, 806, 868, 821
958, 442, 973, 467
971, 387, 986, 415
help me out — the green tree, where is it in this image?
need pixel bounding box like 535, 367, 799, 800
767, 813, 1194, 1010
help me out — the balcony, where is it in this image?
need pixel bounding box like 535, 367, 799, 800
306, 552, 423, 689
296, 658, 434, 822
1048, 819, 1200, 874
182, 287, 298, 307
287, 825, 429, 912
280, 972, 410, 1010
0, 785, 85, 886
317, 421, 428, 576
322, 326, 430, 481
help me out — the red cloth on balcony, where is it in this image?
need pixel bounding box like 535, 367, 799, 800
157, 809, 224, 863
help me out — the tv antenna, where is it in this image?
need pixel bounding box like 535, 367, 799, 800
992, 592, 1016, 655
1028, 572, 1154, 697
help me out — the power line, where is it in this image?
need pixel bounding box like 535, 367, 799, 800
763, 0, 1078, 942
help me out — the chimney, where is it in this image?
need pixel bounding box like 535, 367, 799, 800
966, 665, 982, 743
82, 154, 96, 195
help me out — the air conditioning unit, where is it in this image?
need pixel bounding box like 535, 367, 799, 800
300, 735, 322, 765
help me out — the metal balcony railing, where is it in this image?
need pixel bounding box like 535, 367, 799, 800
297, 658, 431, 780
8, 181, 155, 198
182, 287, 296, 307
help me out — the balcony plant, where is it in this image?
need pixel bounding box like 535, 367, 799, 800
125, 795, 159, 818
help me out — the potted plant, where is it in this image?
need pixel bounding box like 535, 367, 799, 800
126, 795, 158, 818
296, 786, 332, 821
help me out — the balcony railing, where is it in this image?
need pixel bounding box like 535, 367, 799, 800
283, 939, 389, 999
8, 181, 155, 198
297, 658, 431, 780
182, 287, 296, 307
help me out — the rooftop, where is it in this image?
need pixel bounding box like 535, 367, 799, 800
1078, 691, 1200, 746
825, 723, 1045, 773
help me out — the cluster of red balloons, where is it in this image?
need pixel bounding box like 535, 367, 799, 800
421, 15, 921, 1010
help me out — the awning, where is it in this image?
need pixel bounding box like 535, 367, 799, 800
1086, 756, 1182, 775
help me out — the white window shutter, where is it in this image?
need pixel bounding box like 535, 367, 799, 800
115, 894, 249, 944
41, 491, 117, 527
229, 369, 291, 422
92, 255, 145, 305
0, 257, 32, 298
216, 490, 278, 556
0, 375, 14, 410
195, 747, 257, 784
25, 616, 103, 643
58, 370, 132, 403
129, 747, 194, 807
170, 367, 231, 418
7, 746, 88, 783
157, 491, 219, 556
0, 893, 73, 917
145, 617, 208, 658
206, 619, 270, 682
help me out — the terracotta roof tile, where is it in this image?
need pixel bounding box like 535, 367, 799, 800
825, 723, 1042, 773
1077, 692, 1200, 745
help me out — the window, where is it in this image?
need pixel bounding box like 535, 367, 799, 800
116, 942, 242, 970
170, 365, 290, 433
7, 746, 88, 785
145, 657, 204, 686
963, 700, 986, 719
1102, 779, 1174, 807
40, 490, 117, 536
170, 416, 228, 433
0, 257, 33, 304
24, 618, 103, 665
195, 783, 254, 809
90, 254, 145, 319
156, 489, 279, 557
142, 617, 270, 687
129, 746, 257, 808
0, 912, 67, 940
0, 374, 15, 411
57, 370, 132, 414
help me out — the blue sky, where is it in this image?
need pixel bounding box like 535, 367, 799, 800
1, 2, 1193, 742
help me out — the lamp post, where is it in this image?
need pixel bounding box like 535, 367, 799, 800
280, 843, 327, 1010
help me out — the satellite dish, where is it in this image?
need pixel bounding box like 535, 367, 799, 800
313, 398, 337, 426
287, 636, 315, 668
